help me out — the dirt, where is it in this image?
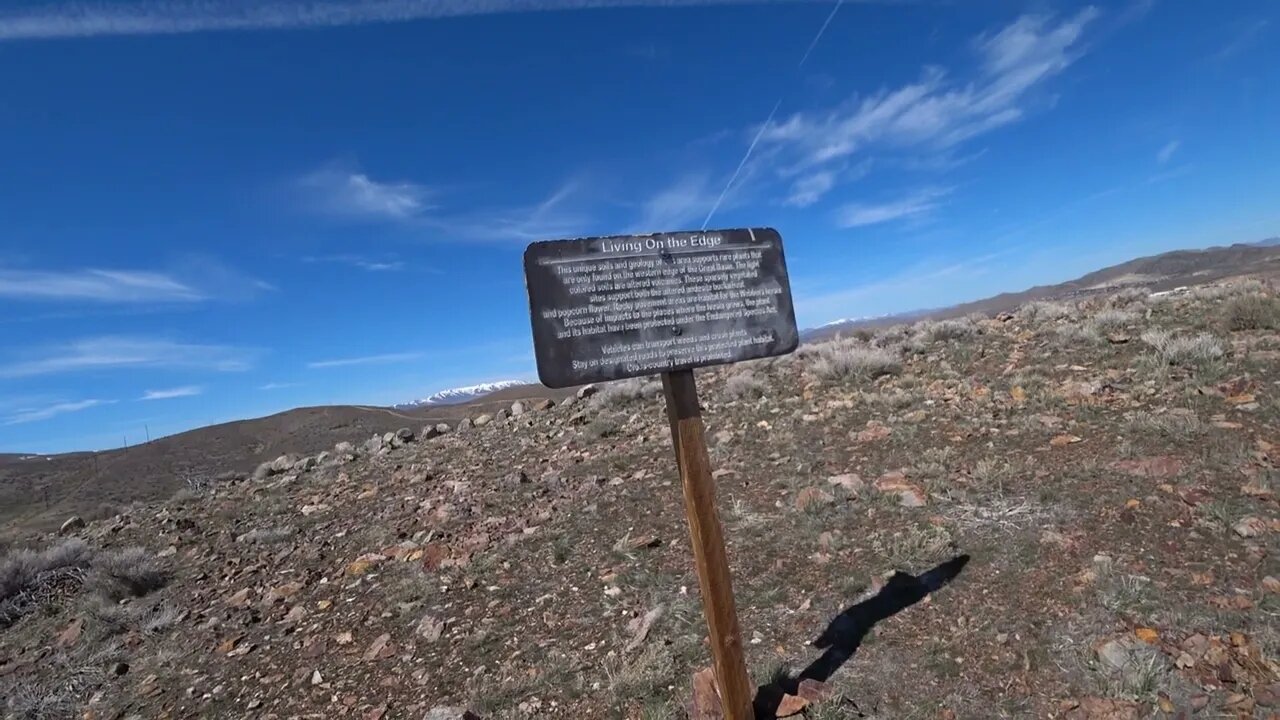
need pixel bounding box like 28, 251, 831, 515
2, 280, 1279, 719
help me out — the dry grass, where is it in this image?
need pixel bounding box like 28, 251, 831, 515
808, 341, 902, 382
1019, 300, 1077, 322
1224, 294, 1279, 331
591, 377, 662, 409
86, 547, 169, 601
918, 318, 978, 343
1140, 329, 1225, 368
724, 370, 768, 400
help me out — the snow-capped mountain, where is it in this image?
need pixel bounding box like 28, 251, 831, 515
398, 380, 526, 407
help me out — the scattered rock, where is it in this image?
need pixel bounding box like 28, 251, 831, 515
532, 398, 555, 411
1111, 456, 1184, 479
363, 633, 395, 661
396, 427, 415, 442
576, 384, 597, 399
874, 470, 928, 507
473, 414, 493, 427
1050, 434, 1084, 447
510, 401, 525, 416
795, 487, 835, 511
457, 418, 473, 431
625, 605, 664, 651
854, 421, 892, 443
416, 615, 445, 642
1233, 516, 1267, 538
334, 441, 355, 454
270, 454, 296, 473
59, 516, 85, 534
776, 693, 809, 717
422, 708, 479, 720
827, 473, 865, 494
56, 618, 83, 647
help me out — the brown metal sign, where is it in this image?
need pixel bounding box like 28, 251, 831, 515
523, 227, 798, 388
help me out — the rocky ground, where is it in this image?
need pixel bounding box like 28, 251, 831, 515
2, 281, 1279, 719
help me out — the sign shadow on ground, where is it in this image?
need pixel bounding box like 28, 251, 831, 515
752, 554, 971, 719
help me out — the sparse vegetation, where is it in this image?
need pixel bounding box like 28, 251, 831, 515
1140, 328, 1225, 368
1224, 294, 1279, 330
808, 341, 902, 382
591, 377, 662, 409
86, 547, 169, 601
724, 369, 768, 400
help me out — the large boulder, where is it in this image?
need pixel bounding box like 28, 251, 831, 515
473, 414, 493, 427
510, 401, 526, 416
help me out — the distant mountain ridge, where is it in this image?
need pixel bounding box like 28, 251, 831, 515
398, 380, 527, 407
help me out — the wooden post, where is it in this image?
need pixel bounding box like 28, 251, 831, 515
662, 368, 754, 720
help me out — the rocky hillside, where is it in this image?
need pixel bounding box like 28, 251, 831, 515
2, 280, 1279, 719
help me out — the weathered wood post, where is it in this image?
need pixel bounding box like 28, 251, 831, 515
662, 368, 754, 719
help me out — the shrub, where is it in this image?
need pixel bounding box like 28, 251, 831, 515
1108, 287, 1150, 307
1055, 324, 1102, 345
87, 547, 168, 601
1141, 329, 1225, 367
809, 341, 902, 382
1087, 309, 1136, 333
0, 539, 94, 628
919, 318, 977, 343
1225, 294, 1279, 331
1191, 279, 1266, 301
590, 377, 661, 409
1019, 300, 1076, 322
0, 539, 93, 604
724, 370, 768, 400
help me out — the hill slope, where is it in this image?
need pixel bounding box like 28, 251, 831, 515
1, 278, 1277, 718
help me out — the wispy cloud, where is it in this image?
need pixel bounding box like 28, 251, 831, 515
481, 180, 592, 241
631, 173, 719, 233
758, 8, 1098, 206
298, 166, 432, 221
139, 385, 203, 401
836, 186, 952, 228
1156, 140, 1180, 165
0, 337, 255, 378
3, 399, 115, 425
0, 268, 203, 302
302, 254, 406, 272
0, 260, 272, 304
307, 352, 423, 369
259, 381, 300, 390
0, 1, 824, 42
1210, 18, 1270, 62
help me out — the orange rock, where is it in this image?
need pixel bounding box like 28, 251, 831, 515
776, 694, 809, 717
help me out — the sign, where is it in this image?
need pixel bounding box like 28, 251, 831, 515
523, 227, 798, 389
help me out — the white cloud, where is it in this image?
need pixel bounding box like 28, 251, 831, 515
0, 268, 203, 302
307, 352, 422, 369
480, 180, 592, 241
0, 1, 818, 41
1156, 140, 1180, 165
299, 167, 431, 221
836, 187, 952, 228
139, 385, 204, 400
302, 254, 406, 272
784, 170, 837, 208
630, 173, 718, 233
259, 382, 299, 390
3, 399, 115, 425
757, 8, 1098, 204
0, 337, 254, 378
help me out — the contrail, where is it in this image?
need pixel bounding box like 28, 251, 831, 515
700, 97, 782, 230
0, 0, 830, 42
702, 0, 845, 229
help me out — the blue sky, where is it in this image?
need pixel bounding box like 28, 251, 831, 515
1, 0, 1277, 453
